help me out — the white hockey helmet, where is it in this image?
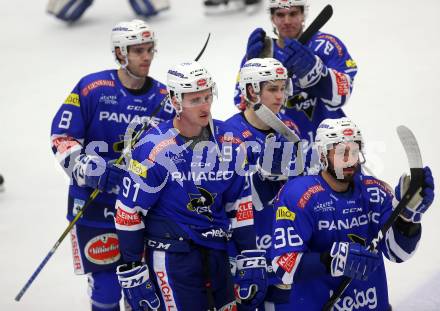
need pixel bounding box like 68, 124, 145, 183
111, 19, 156, 66
167, 61, 217, 109
239, 57, 291, 101
315, 117, 364, 168
268, 0, 309, 18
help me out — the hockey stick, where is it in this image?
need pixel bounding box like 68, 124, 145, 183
322, 125, 424, 311
14, 34, 212, 302
298, 4, 333, 45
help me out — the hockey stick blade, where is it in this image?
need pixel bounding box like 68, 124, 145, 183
253, 103, 300, 143
195, 33, 211, 61
322, 126, 424, 311
298, 4, 333, 44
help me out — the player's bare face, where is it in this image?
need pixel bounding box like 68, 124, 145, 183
181, 89, 213, 128
260, 80, 287, 114
271, 7, 305, 40
327, 142, 360, 182
126, 42, 155, 77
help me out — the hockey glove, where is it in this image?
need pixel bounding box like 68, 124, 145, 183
117, 263, 160, 311
73, 155, 123, 194
46, 0, 93, 22
235, 250, 268, 309
129, 0, 170, 18
395, 166, 435, 223
246, 28, 266, 60
329, 242, 380, 281
257, 133, 297, 181
282, 39, 326, 88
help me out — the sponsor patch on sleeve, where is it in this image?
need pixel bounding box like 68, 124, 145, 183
297, 185, 325, 209
276, 206, 295, 221
63, 93, 80, 107
334, 70, 350, 96
276, 252, 300, 273
237, 201, 253, 222
128, 159, 147, 178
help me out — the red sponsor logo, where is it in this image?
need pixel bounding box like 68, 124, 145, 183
297, 185, 325, 208
242, 130, 252, 139
160, 88, 168, 95
70, 229, 83, 272
197, 79, 207, 87
343, 128, 354, 136
84, 233, 120, 265
283, 119, 300, 134
142, 31, 151, 38
52, 136, 80, 154
148, 137, 176, 162
277, 252, 299, 273
156, 271, 176, 309
317, 34, 343, 56
334, 71, 349, 96
218, 135, 243, 145
81, 80, 115, 96
115, 206, 142, 227
236, 201, 253, 221
276, 67, 285, 75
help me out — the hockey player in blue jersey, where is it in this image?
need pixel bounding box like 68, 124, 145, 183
225, 57, 302, 309
114, 61, 267, 311
46, 0, 170, 22
270, 117, 435, 310
235, 0, 357, 172
50, 20, 174, 310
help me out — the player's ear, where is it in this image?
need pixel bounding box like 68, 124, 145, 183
247, 84, 257, 101
115, 48, 126, 65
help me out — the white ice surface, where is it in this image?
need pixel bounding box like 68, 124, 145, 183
1, 0, 439, 310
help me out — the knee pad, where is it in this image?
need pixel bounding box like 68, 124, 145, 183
88, 271, 121, 310
128, 0, 170, 18
46, 0, 93, 22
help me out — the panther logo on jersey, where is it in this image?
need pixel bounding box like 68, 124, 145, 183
187, 187, 217, 221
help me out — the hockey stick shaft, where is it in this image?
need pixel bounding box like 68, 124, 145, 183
322, 126, 424, 311
298, 4, 333, 45
15, 35, 212, 302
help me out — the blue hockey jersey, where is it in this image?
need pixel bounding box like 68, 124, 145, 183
50, 69, 174, 228
114, 119, 256, 263
270, 173, 421, 310
234, 32, 357, 171
224, 112, 301, 252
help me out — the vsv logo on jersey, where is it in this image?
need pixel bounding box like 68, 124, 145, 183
330, 287, 377, 311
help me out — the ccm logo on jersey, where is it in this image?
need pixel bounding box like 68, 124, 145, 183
297, 185, 325, 208
84, 233, 120, 265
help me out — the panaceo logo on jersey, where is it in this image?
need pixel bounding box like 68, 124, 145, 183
128, 159, 147, 178
276, 206, 295, 221
171, 170, 234, 182
84, 233, 120, 265
318, 212, 380, 231
330, 287, 377, 310
63, 93, 80, 107
99, 111, 162, 125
